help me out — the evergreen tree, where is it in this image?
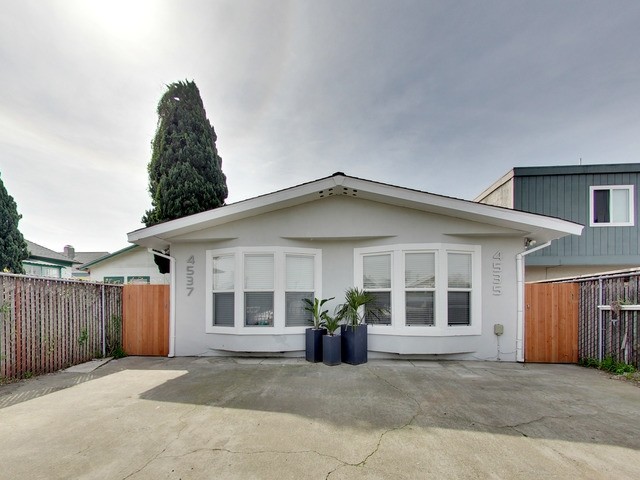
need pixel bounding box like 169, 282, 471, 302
143, 80, 228, 226
0, 171, 28, 274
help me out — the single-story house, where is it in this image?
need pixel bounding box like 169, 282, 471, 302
127, 173, 582, 361
80, 245, 170, 284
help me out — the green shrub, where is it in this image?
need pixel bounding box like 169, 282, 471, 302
580, 356, 636, 375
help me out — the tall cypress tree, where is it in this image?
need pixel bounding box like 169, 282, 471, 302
0, 171, 29, 274
143, 80, 228, 226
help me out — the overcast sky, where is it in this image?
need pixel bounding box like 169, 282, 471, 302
1, 0, 640, 253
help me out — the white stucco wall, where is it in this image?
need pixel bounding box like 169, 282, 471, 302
87, 247, 170, 284
169, 196, 523, 361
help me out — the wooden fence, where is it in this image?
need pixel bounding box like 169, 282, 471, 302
0, 273, 122, 381
123, 284, 169, 356
525, 283, 579, 363
578, 272, 640, 368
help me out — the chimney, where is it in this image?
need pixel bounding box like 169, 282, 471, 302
64, 245, 75, 259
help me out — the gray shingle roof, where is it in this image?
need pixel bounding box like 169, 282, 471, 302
25, 240, 78, 264
66, 251, 110, 265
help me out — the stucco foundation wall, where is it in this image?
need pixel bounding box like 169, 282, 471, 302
170, 196, 522, 361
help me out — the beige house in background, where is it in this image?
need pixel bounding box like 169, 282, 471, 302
80, 245, 170, 284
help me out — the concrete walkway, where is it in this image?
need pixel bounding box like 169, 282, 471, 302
1, 357, 639, 479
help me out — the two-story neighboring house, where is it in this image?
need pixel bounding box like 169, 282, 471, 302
475, 164, 640, 281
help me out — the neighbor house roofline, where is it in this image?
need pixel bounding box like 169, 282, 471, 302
79, 245, 139, 270
512, 163, 640, 177
25, 240, 79, 266
473, 169, 515, 202
128, 172, 583, 251
474, 162, 640, 202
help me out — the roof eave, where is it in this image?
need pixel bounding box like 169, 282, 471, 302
127, 173, 583, 249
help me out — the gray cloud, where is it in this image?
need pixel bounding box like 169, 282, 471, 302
1, 0, 639, 251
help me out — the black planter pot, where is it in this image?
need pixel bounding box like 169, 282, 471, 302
305, 328, 327, 362
341, 324, 368, 365
323, 334, 341, 366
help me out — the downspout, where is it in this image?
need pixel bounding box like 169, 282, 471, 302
515, 241, 552, 363
149, 248, 176, 358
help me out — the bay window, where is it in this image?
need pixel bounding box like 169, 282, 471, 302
206, 247, 321, 333
355, 244, 480, 334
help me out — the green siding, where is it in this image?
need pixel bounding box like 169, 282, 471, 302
514, 170, 640, 266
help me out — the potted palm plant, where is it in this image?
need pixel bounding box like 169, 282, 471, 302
322, 313, 341, 366
336, 287, 378, 365
302, 296, 333, 362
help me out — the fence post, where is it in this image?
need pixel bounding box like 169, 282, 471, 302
598, 278, 603, 362
101, 284, 106, 358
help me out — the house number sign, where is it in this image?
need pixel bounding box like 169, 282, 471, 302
186, 255, 195, 296
492, 251, 502, 296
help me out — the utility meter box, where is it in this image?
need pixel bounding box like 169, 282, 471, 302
494, 324, 504, 336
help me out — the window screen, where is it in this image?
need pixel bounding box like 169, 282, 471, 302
406, 291, 435, 326
448, 291, 470, 326
448, 254, 472, 288
363, 254, 391, 289
245, 254, 274, 290
213, 255, 235, 290
245, 292, 274, 326
285, 292, 314, 327
213, 292, 234, 326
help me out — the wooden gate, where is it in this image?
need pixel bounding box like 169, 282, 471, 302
123, 285, 169, 356
525, 283, 579, 363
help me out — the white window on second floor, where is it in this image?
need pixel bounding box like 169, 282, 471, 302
590, 185, 635, 227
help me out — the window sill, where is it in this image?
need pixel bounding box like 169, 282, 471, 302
367, 324, 481, 336
206, 326, 311, 335
590, 222, 634, 227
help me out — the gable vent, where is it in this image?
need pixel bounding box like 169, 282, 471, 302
318, 187, 336, 198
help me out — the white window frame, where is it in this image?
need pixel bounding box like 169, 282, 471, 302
284, 254, 316, 327
205, 247, 322, 334
243, 253, 275, 327
589, 185, 635, 227
362, 252, 393, 325
211, 254, 236, 327
354, 244, 481, 336
404, 251, 437, 327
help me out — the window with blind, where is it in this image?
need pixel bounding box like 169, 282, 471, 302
590, 185, 635, 226
206, 247, 321, 332
244, 254, 274, 326
355, 244, 480, 333
285, 255, 314, 327
363, 254, 392, 325
447, 253, 471, 326
405, 252, 435, 326
212, 255, 235, 326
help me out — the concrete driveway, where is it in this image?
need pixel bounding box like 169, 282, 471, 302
1, 357, 639, 479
